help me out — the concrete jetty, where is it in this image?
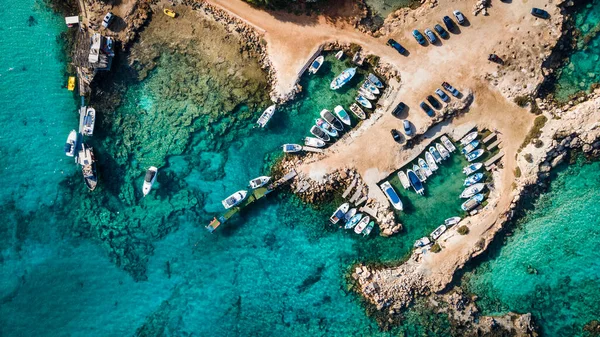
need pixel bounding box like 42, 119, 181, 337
485, 152, 505, 170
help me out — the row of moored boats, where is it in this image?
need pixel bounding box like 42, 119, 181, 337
329, 202, 376, 236
457, 131, 488, 212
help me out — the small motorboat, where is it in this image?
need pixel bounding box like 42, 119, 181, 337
335, 50, 344, 60
81, 107, 96, 136
445, 216, 461, 226
431, 224, 447, 240
330, 202, 350, 224
163, 8, 177, 18
67, 76, 76, 91
256, 104, 276, 128
460, 183, 485, 198
461, 140, 480, 154
460, 131, 478, 145
349, 103, 366, 120
78, 144, 97, 191
436, 143, 450, 160
316, 118, 339, 137
142, 166, 158, 196
249, 176, 271, 189
425, 151, 439, 171
418, 158, 433, 177
304, 137, 326, 148
320, 109, 344, 131
64, 130, 78, 157
461, 193, 485, 211
358, 87, 375, 100
429, 146, 442, 163
413, 164, 426, 182
380, 181, 403, 211
397, 171, 410, 189
310, 126, 330, 142
308, 55, 324, 74
464, 173, 484, 187
407, 169, 425, 195
334, 105, 352, 126
344, 213, 363, 229
282, 144, 303, 153
362, 221, 375, 236
222, 190, 248, 209
354, 216, 371, 234
414, 237, 431, 248
466, 149, 484, 162
441, 135, 456, 152
330, 68, 356, 90
355, 95, 373, 109
367, 73, 384, 88
361, 81, 380, 95
463, 163, 483, 175
344, 208, 357, 222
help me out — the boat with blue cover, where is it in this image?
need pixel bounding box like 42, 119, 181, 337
418, 158, 433, 177
380, 181, 403, 211
355, 95, 373, 109
361, 81, 380, 95
429, 146, 442, 163
461, 193, 485, 211
466, 149, 484, 162
282, 144, 303, 153
367, 73, 384, 88
344, 208, 357, 222
414, 237, 431, 248
407, 169, 425, 195
308, 55, 324, 74
345, 213, 363, 229
316, 118, 339, 137
461, 140, 480, 154
330, 68, 356, 90
329, 202, 350, 224
463, 162, 483, 175
464, 173, 484, 187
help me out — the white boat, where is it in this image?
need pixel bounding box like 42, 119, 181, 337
380, 181, 403, 211
335, 50, 344, 60
464, 173, 484, 187
64, 130, 77, 157
304, 137, 326, 148
81, 107, 96, 136
222, 190, 247, 209
460, 183, 485, 198
425, 151, 439, 171
418, 158, 433, 177
414, 237, 431, 248
349, 103, 366, 120
354, 216, 371, 234
330, 68, 356, 90
361, 81, 380, 95
397, 171, 410, 189
436, 143, 450, 160
413, 164, 426, 182
429, 146, 442, 163
78, 144, 97, 191
334, 105, 352, 126
330, 202, 350, 224
310, 126, 330, 142
308, 55, 324, 75
445, 217, 461, 226
355, 95, 372, 109
316, 118, 338, 137
283, 144, 303, 153
344, 208, 357, 222
345, 213, 363, 229
256, 104, 276, 128
142, 166, 158, 196
407, 169, 425, 195
460, 131, 478, 145
466, 149, 484, 162
463, 163, 483, 175
441, 135, 456, 152
461, 140, 480, 155
320, 109, 344, 131
367, 73, 384, 88
431, 224, 447, 240
461, 193, 485, 211
358, 87, 375, 100
249, 176, 271, 189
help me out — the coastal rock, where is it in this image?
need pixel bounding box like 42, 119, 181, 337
551, 153, 566, 167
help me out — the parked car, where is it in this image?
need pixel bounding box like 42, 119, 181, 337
424, 29, 438, 44
420, 102, 435, 117
387, 39, 407, 54
413, 30, 427, 45
102, 12, 114, 28
427, 95, 442, 109
391, 129, 403, 142
403, 120, 413, 136
434, 24, 449, 39
442, 81, 461, 97
392, 102, 406, 118
488, 53, 504, 64
435, 89, 450, 102
453, 10, 466, 25
531, 8, 550, 19
443, 16, 455, 31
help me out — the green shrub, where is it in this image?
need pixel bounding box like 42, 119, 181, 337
457, 225, 469, 235
514, 166, 521, 178
514, 95, 530, 107
520, 115, 548, 150
430, 243, 441, 253
524, 153, 533, 162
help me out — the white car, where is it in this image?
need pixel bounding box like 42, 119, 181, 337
453, 10, 466, 25
102, 12, 114, 28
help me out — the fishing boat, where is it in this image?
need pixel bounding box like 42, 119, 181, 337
308, 55, 324, 74
304, 137, 326, 148
64, 130, 77, 157
354, 216, 371, 234
334, 105, 352, 126
249, 176, 271, 189
466, 149, 484, 162
362, 221, 375, 236
431, 225, 447, 240
222, 190, 248, 209
310, 126, 330, 142
282, 144, 303, 153
441, 135, 456, 152
316, 118, 339, 137
464, 173, 484, 187
461, 140, 480, 154
444, 217, 461, 226
78, 144, 97, 191
463, 163, 483, 175
461, 193, 485, 211
380, 181, 403, 211
358, 87, 375, 100
256, 104, 276, 128
407, 169, 425, 195
418, 158, 433, 177
397, 171, 410, 189
142, 166, 158, 196
163, 8, 176, 17
436, 143, 450, 160
355, 95, 373, 109
344, 208, 357, 222
335, 50, 344, 60
330, 202, 350, 224
81, 107, 96, 136
460, 131, 478, 145
345, 213, 363, 229
429, 146, 442, 163
361, 81, 380, 95
460, 183, 485, 198
330, 67, 356, 90
320, 109, 344, 131
349, 103, 366, 120
425, 152, 439, 171
414, 237, 431, 248
412, 164, 426, 182
67, 76, 76, 91
367, 73, 384, 88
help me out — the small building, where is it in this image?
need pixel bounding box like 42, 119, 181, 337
88, 33, 114, 71
65, 16, 79, 27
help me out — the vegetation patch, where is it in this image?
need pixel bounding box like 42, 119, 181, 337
519, 115, 548, 150
457, 225, 469, 235
514, 166, 522, 178
430, 243, 441, 253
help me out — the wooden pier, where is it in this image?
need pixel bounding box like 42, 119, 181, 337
302, 146, 324, 153
485, 151, 505, 170
487, 139, 502, 151
482, 132, 497, 145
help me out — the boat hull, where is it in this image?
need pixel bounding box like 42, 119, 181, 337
310, 126, 330, 142
330, 68, 356, 90
349, 103, 366, 120
355, 96, 373, 109
425, 152, 439, 171
334, 105, 352, 126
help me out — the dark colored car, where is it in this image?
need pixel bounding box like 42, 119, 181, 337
391, 129, 402, 142
488, 53, 504, 64
403, 120, 413, 136
392, 102, 406, 117
434, 24, 449, 39
427, 95, 441, 109
442, 81, 461, 97
531, 8, 550, 19
420, 102, 435, 117
387, 39, 407, 54
443, 16, 455, 31
413, 30, 427, 45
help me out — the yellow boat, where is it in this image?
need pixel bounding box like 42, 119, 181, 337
163, 9, 176, 18
67, 76, 76, 91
